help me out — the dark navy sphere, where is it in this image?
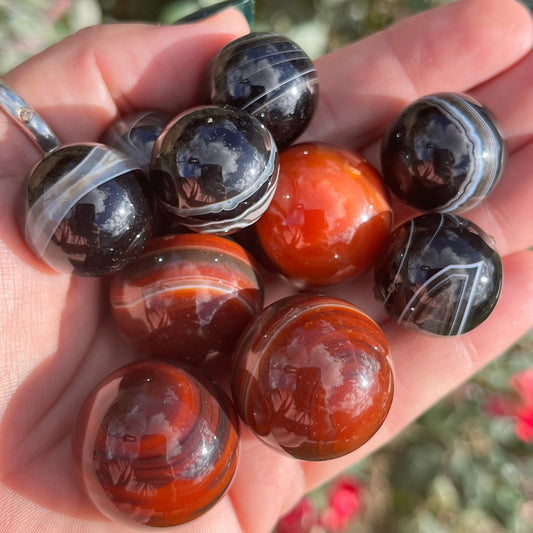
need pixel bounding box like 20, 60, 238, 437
205, 32, 319, 149
374, 213, 502, 336
151, 105, 279, 234
381, 92, 506, 213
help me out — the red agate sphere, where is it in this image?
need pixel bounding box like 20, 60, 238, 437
231, 294, 394, 461
72, 360, 240, 527
110, 233, 264, 363
255, 143, 392, 286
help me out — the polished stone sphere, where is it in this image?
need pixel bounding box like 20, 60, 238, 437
380, 92, 506, 213
373, 213, 503, 336
110, 232, 264, 363
255, 143, 392, 286
99, 110, 170, 173
231, 294, 394, 461
72, 360, 240, 528
151, 105, 279, 234
205, 32, 319, 149
24, 143, 153, 276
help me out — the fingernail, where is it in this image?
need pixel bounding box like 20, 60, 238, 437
174, 0, 255, 27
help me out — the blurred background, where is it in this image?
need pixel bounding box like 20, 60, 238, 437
1, 1, 532, 532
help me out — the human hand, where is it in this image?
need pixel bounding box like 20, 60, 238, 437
1, 1, 533, 532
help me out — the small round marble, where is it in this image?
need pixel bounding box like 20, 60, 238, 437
231, 294, 394, 461
373, 213, 503, 336
72, 360, 240, 528
205, 32, 319, 149
255, 143, 392, 286
380, 92, 506, 213
99, 110, 170, 173
151, 105, 279, 234
110, 232, 264, 363
24, 143, 153, 276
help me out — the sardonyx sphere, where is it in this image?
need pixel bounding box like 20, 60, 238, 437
72, 360, 240, 528
380, 92, 506, 213
231, 294, 394, 461
110, 233, 263, 363
205, 32, 319, 149
255, 143, 392, 286
373, 213, 503, 336
24, 143, 153, 276
151, 105, 279, 234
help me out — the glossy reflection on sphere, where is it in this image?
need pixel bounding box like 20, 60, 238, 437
151, 105, 279, 234
24, 143, 153, 276
72, 360, 240, 528
381, 92, 506, 213
110, 233, 264, 363
255, 143, 392, 286
231, 294, 394, 461
205, 32, 319, 149
374, 213, 503, 336
99, 110, 171, 173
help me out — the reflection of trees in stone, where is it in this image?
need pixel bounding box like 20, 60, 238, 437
175, 164, 227, 209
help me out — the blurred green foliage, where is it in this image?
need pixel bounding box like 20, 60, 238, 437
98, 0, 456, 58
0, 0, 101, 73
0, 1, 532, 532
0, 0, 458, 73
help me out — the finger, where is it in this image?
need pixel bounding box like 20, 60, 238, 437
465, 140, 533, 256
1, 10, 250, 170
455, 47, 533, 255
304, 0, 533, 148
359, 46, 533, 258
229, 425, 306, 533
304, 0, 533, 260
302, 248, 533, 491
472, 50, 533, 153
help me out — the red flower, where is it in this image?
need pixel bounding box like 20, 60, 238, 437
510, 368, 533, 406
276, 497, 317, 533
511, 369, 533, 443
486, 368, 533, 444
514, 404, 533, 443
275, 476, 365, 533
319, 477, 364, 532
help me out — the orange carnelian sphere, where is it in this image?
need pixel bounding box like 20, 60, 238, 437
255, 143, 392, 286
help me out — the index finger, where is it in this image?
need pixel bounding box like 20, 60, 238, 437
305, 0, 533, 148
0, 10, 250, 171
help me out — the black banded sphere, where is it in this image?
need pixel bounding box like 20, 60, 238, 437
99, 110, 171, 173
373, 213, 503, 336
380, 92, 506, 213
205, 32, 319, 149
151, 105, 279, 234
24, 143, 153, 276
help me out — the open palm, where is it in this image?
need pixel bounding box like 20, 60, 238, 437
1, 1, 533, 532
